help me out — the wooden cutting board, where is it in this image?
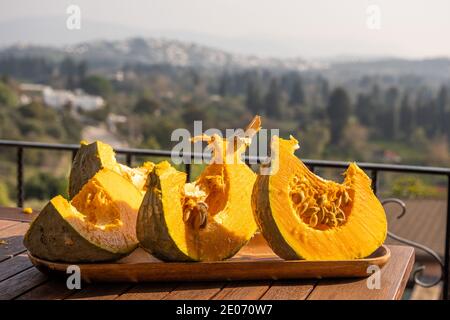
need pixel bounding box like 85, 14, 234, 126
28, 235, 390, 283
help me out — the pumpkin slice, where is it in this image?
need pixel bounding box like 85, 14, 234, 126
24, 168, 142, 262
69, 140, 154, 198
252, 135, 387, 260
137, 117, 261, 261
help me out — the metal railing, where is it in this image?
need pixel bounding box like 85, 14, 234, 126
0, 139, 449, 299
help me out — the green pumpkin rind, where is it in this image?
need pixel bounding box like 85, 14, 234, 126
24, 200, 130, 263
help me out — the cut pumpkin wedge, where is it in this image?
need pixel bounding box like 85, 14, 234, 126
24, 168, 142, 262
252, 135, 387, 260
137, 117, 261, 261
69, 140, 154, 198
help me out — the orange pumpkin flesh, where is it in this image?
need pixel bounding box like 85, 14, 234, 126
24, 169, 143, 262
137, 118, 261, 261
252, 135, 387, 260
69, 140, 154, 198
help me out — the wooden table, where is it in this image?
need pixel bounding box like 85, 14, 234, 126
0, 207, 415, 300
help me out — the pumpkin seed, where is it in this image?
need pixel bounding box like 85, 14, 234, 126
290, 176, 350, 229
343, 190, 351, 204
182, 196, 209, 229
336, 208, 346, 220
198, 211, 208, 229
197, 202, 209, 229
330, 217, 338, 227
299, 202, 309, 215
316, 208, 324, 224
291, 192, 302, 204
304, 207, 319, 217
183, 209, 192, 222
299, 191, 305, 202
309, 213, 318, 227
336, 195, 342, 208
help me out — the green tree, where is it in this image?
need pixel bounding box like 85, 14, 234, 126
77, 61, 88, 82
246, 80, 263, 114
399, 93, 415, 139
134, 98, 160, 115
327, 88, 351, 144
340, 121, 370, 160
60, 105, 83, 141
264, 78, 282, 118
0, 82, 18, 107
182, 103, 209, 124
384, 87, 399, 107
17, 101, 57, 122
60, 57, 77, 89
81, 105, 110, 123
80, 75, 112, 96
25, 172, 68, 200
384, 87, 400, 139
355, 94, 375, 127
437, 86, 450, 135
218, 72, 230, 96
298, 123, 330, 158
317, 76, 330, 105
289, 76, 305, 106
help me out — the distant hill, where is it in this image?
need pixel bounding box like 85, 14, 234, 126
0, 16, 143, 47
327, 58, 450, 81
0, 37, 314, 71
0, 36, 449, 81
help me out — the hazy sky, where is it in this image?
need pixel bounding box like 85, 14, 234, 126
1, 0, 450, 59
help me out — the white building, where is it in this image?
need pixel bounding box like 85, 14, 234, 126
20, 83, 105, 111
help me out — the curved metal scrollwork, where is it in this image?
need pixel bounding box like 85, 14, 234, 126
382, 198, 444, 288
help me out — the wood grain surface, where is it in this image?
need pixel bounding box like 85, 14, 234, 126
0, 207, 415, 300
27, 243, 391, 283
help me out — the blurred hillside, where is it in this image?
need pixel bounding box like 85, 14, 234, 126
2, 38, 450, 79
1, 37, 450, 207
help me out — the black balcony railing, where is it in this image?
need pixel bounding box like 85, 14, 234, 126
0, 139, 449, 299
